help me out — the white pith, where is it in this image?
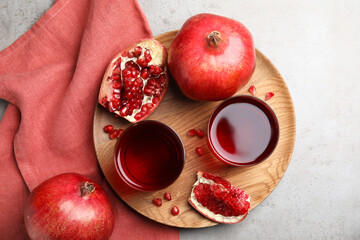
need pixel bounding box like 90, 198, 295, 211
189, 171, 251, 224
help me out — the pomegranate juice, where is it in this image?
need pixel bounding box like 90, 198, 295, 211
115, 121, 184, 191
208, 96, 279, 165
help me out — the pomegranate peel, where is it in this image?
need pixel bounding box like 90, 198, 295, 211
188, 171, 250, 224
168, 13, 256, 101
98, 39, 169, 123
24, 173, 114, 240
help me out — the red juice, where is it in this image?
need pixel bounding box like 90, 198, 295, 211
208, 96, 279, 166
114, 121, 184, 191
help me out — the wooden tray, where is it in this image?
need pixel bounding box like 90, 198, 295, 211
93, 30, 296, 228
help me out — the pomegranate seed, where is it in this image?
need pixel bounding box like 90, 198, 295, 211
140, 68, 149, 79
117, 129, 124, 138
144, 88, 155, 96
125, 60, 135, 68
134, 46, 142, 57
195, 147, 204, 156
144, 49, 152, 62
114, 58, 121, 66
111, 98, 121, 108
113, 82, 121, 89
158, 74, 166, 84
113, 88, 121, 94
146, 85, 155, 90
119, 106, 128, 116
240, 191, 248, 199
113, 67, 121, 75
265, 92, 275, 101
136, 58, 147, 68
171, 206, 179, 216
121, 51, 128, 57
149, 65, 155, 74
134, 77, 143, 87
107, 102, 115, 112
125, 92, 133, 99
134, 112, 143, 120
187, 129, 197, 137
153, 198, 162, 207
145, 54, 152, 63
101, 96, 108, 105
109, 129, 119, 140
144, 103, 154, 109
130, 86, 137, 93
154, 81, 160, 88
152, 97, 160, 104
127, 51, 135, 58
153, 66, 162, 75
124, 78, 132, 87
111, 75, 120, 81
248, 85, 257, 96
164, 192, 171, 201
131, 69, 139, 78
148, 79, 155, 86
196, 129, 205, 138
141, 106, 147, 113
103, 125, 113, 133
123, 69, 132, 77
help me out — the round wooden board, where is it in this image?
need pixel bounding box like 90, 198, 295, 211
93, 31, 296, 228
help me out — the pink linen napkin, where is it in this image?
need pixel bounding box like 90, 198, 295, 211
0, 0, 179, 239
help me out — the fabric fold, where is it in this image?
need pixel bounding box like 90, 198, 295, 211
0, 0, 178, 239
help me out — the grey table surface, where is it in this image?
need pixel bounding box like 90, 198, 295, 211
1, 0, 359, 239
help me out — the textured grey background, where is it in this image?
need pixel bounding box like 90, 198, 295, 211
1, 0, 360, 239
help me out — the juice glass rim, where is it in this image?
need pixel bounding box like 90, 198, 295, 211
113, 120, 185, 191
207, 95, 280, 167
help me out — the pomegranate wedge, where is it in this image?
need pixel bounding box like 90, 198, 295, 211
98, 39, 169, 123
189, 171, 250, 224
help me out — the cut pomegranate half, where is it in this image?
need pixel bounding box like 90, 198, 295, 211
98, 39, 169, 123
188, 171, 250, 224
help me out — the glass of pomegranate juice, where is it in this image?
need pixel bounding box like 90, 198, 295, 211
207, 95, 279, 166
114, 120, 185, 191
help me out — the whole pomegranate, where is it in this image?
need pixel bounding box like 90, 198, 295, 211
98, 39, 169, 123
168, 13, 256, 101
24, 173, 115, 240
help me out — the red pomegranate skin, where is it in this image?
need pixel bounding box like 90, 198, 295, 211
168, 13, 256, 101
24, 173, 115, 240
